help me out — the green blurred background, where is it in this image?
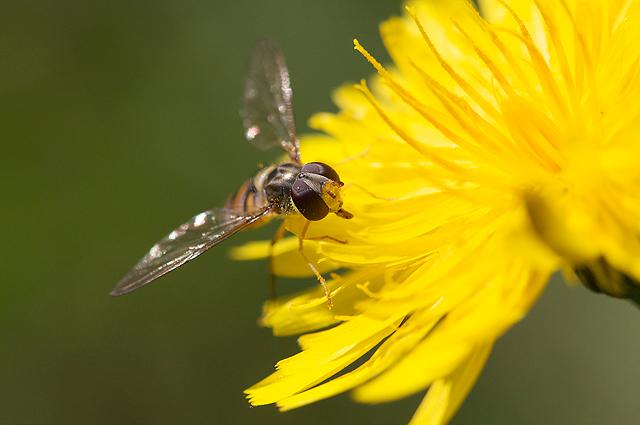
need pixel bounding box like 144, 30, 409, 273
3, 0, 640, 424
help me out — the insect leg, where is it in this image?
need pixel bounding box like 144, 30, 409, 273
303, 235, 348, 244
268, 221, 288, 300
298, 220, 333, 309
336, 144, 372, 165
343, 182, 399, 201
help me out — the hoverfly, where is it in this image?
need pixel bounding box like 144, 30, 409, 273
111, 39, 352, 306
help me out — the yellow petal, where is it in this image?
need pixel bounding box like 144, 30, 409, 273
408, 343, 493, 425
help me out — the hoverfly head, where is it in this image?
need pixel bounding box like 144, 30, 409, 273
291, 162, 353, 221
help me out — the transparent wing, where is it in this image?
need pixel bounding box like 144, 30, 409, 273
241, 39, 300, 163
111, 207, 271, 296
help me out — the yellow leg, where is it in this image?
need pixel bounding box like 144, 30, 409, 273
298, 220, 333, 309
304, 235, 347, 244
268, 222, 288, 300
343, 182, 398, 201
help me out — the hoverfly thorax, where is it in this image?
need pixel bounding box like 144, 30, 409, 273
263, 163, 301, 214
291, 162, 352, 221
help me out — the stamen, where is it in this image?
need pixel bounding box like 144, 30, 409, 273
408, 59, 517, 163
356, 282, 382, 299
354, 79, 514, 196
404, 6, 500, 121
405, 5, 563, 173
353, 40, 501, 170
353, 79, 468, 178
502, 103, 562, 171
451, 21, 516, 99
498, 0, 571, 121
484, 27, 531, 93
558, 0, 593, 71
557, 0, 599, 111
532, 0, 577, 109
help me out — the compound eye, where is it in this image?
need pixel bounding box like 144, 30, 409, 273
300, 162, 340, 182
291, 178, 329, 221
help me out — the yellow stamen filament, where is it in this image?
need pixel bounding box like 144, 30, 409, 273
404, 6, 501, 123
451, 21, 517, 99
408, 59, 518, 164
353, 39, 506, 174
353, 77, 464, 177
498, 0, 571, 122
533, 0, 577, 108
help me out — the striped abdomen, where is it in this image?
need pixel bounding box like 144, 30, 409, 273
225, 164, 276, 213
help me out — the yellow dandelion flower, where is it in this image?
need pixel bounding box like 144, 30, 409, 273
233, 0, 640, 423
